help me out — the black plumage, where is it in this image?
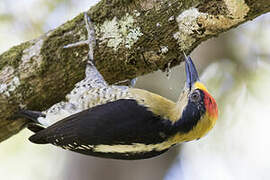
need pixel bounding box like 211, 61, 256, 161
26, 99, 183, 159
175, 90, 206, 132
21, 90, 208, 159
29, 99, 177, 145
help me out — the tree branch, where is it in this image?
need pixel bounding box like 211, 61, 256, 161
0, 0, 269, 142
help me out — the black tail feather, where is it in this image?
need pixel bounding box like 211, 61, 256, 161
27, 123, 45, 133
29, 132, 49, 144
17, 110, 45, 123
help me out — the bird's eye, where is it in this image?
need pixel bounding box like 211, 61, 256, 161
190, 90, 200, 102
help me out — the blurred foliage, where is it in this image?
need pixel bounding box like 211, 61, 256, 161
0, 0, 100, 53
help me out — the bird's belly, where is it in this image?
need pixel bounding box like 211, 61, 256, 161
68, 144, 170, 160
60, 141, 174, 160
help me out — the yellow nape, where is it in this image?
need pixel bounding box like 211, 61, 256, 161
194, 82, 208, 92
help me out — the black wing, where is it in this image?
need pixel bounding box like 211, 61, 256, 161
29, 99, 174, 146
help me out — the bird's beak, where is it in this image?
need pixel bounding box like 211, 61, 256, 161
184, 55, 200, 91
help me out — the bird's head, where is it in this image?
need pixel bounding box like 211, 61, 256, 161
175, 55, 218, 136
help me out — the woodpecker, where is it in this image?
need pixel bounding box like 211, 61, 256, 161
18, 13, 218, 160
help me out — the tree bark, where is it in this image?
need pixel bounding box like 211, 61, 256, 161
0, 0, 269, 142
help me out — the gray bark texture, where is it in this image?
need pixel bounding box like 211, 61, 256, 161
0, 0, 269, 142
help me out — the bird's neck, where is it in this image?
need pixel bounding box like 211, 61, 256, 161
167, 91, 189, 123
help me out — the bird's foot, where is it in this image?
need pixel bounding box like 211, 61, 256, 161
64, 12, 107, 86
114, 78, 138, 87
20, 13, 110, 128
64, 12, 96, 64
63, 40, 88, 49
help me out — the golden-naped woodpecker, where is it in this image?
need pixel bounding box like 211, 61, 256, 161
18, 13, 218, 160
